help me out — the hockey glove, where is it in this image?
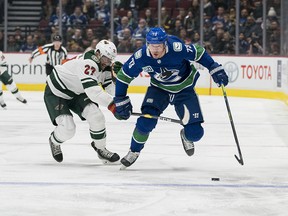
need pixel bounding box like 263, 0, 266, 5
112, 61, 123, 75
113, 96, 133, 120
209, 63, 229, 87
108, 102, 122, 120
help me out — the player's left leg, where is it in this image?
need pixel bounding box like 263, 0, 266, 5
78, 100, 120, 164
174, 87, 204, 156
0, 71, 27, 104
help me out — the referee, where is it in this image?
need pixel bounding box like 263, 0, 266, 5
29, 34, 68, 75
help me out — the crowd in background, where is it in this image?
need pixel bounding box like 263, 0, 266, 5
0, 0, 281, 55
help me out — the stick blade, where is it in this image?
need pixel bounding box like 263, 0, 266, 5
234, 154, 244, 165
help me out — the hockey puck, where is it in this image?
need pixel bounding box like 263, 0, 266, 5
211, 178, 220, 181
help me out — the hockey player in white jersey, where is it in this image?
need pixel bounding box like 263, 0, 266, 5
44, 40, 120, 163
0, 51, 27, 109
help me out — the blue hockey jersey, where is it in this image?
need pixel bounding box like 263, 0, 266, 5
115, 35, 217, 96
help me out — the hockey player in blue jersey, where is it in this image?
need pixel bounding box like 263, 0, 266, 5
111, 27, 229, 169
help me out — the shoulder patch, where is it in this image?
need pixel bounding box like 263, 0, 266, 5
173, 42, 182, 52
91, 55, 98, 62
134, 49, 142, 59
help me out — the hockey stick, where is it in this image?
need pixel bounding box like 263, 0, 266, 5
221, 84, 244, 165
131, 112, 182, 124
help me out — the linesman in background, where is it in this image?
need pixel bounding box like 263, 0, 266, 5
29, 34, 68, 75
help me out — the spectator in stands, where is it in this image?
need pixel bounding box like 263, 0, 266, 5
267, 0, 280, 17
239, 8, 249, 27
241, 15, 258, 39
211, 6, 226, 26
82, 28, 96, 49
179, 28, 192, 45
115, 16, 133, 42
238, 32, 249, 54
266, 7, 278, 27
184, 10, 199, 38
222, 31, 234, 54
160, 7, 172, 32
209, 28, 225, 54
192, 31, 201, 45
32, 29, 46, 46
19, 35, 37, 53
132, 18, 149, 41
204, 41, 213, 54
132, 38, 144, 51
68, 5, 88, 29
170, 19, 182, 37
143, 8, 155, 28
95, 0, 110, 27
247, 36, 263, 55
14, 26, 24, 48
83, 0, 96, 21
203, 19, 215, 43
67, 28, 84, 52
251, 0, 263, 20
189, 0, 200, 20
127, 10, 137, 29
85, 38, 99, 52
117, 27, 133, 53
49, 6, 69, 31
175, 8, 187, 27
203, 0, 214, 20
7, 35, 20, 52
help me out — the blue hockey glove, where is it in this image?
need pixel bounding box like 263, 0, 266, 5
113, 96, 132, 120
209, 63, 229, 87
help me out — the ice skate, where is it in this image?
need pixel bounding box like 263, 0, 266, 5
16, 97, 27, 104
91, 141, 120, 164
180, 129, 194, 156
49, 137, 63, 162
0, 102, 7, 109
120, 150, 140, 170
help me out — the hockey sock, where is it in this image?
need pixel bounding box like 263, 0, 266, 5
130, 128, 148, 152
6, 83, 24, 100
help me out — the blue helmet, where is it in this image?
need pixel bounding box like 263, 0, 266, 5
146, 27, 167, 44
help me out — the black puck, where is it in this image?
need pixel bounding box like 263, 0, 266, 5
211, 178, 220, 181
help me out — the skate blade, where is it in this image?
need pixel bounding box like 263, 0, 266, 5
119, 165, 128, 170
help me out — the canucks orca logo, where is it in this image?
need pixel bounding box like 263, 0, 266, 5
155, 67, 181, 82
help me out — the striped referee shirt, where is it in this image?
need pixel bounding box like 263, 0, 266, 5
31, 43, 68, 66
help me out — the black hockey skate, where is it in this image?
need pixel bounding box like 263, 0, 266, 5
17, 98, 27, 104
49, 137, 63, 162
0, 102, 7, 109
120, 150, 140, 170
91, 142, 120, 164
180, 129, 194, 156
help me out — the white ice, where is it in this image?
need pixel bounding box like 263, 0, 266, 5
0, 91, 288, 216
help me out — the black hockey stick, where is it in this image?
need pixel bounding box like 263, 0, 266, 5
131, 112, 182, 124
221, 84, 244, 165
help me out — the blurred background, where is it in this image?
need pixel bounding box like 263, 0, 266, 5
0, 0, 287, 56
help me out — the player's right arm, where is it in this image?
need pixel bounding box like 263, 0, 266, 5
77, 59, 113, 108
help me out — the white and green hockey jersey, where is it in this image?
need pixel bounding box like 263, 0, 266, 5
47, 50, 114, 108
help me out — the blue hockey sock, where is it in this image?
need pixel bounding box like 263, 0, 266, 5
130, 128, 148, 152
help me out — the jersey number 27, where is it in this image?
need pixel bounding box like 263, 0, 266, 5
84, 65, 96, 75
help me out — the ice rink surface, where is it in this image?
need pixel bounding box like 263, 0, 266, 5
0, 91, 288, 216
